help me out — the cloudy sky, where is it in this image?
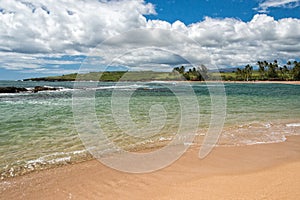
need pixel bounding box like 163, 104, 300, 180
0, 0, 300, 80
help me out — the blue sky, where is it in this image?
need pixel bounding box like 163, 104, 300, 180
147, 0, 300, 23
147, 0, 257, 23
1, 0, 300, 80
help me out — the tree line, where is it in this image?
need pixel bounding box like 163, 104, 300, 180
173, 60, 300, 81
172, 65, 208, 81
235, 60, 300, 81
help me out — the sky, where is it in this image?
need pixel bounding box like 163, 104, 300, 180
0, 0, 300, 80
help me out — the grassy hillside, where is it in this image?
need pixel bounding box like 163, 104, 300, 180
210, 71, 261, 81
23, 69, 296, 82
23, 71, 184, 82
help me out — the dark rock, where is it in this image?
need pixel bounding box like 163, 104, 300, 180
33, 86, 58, 93
0, 87, 28, 93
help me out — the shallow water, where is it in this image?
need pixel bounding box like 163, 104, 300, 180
0, 81, 300, 178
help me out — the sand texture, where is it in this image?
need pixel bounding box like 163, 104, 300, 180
1, 136, 300, 200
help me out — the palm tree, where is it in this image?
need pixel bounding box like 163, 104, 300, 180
287, 61, 292, 68
282, 65, 289, 80
172, 67, 180, 73
273, 60, 279, 72
244, 64, 253, 81
257, 61, 265, 80
286, 61, 293, 80
196, 65, 208, 81
173, 66, 185, 74
263, 61, 268, 68
235, 68, 243, 80
179, 66, 185, 74
292, 61, 300, 80
279, 67, 284, 80
267, 62, 278, 79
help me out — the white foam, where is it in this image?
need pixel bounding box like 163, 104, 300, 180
27, 157, 45, 165
150, 81, 177, 84
43, 85, 55, 88
2, 100, 25, 105
218, 135, 287, 147
91, 84, 148, 90
59, 88, 75, 92
0, 93, 30, 96
72, 149, 87, 155
4, 99, 70, 106
48, 156, 71, 164
184, 142, 194, 146
26, 150, 87, 166
246, 136, 287, 145
286, 123, 300, 127
264, 123, 272, 128
158, 136, 172, 142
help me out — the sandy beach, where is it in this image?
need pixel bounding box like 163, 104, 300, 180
1, 135, 300, 200
205, 80, 300, 85
1, 0, 300, 199
230, 81, 300, 85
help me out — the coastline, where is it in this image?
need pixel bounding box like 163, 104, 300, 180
1, 135, 300, 200
189, 80, 300, 85
220, 80, 300, 85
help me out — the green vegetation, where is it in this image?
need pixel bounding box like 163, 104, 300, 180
172, 65, 208, 81
171, 60, 300, 81
229, 60, 300, 81
24, 60, 300, 82
23, 71, 183, 82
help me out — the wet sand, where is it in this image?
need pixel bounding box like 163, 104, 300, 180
1, 136, 300, 200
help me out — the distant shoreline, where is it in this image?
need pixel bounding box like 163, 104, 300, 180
206, 80, 300, 85
17, 79, 300, 84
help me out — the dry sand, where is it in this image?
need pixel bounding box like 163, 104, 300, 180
231, 81, 300, 85
1, 136, 300, 200
207, 80, 300, 85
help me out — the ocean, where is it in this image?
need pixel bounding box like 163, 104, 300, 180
0, 81, 300, 178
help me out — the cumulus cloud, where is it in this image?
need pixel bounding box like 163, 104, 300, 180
256, 0, 300, 13
0, 0, 300, 75
185, 14, 300, 66
93, 14, 300, 70
0, 0, 155, 54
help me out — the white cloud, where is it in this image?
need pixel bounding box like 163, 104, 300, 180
0, 0, 155, 54
186, 14, 300, 66
95, 14, 300, 70
256, 0, 300, 13
0, 52, 82, 70
0, 0, 300, 75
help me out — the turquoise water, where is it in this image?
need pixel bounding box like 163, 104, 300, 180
0, 81, 300, 178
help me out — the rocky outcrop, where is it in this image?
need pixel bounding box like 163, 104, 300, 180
33, 86, 58, 93
0, 86, 59, 93
0, 87, 28, 93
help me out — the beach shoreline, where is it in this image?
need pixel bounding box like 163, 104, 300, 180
200, 80, 300, 85
1, 135, 300, 200
223, 80, 300, 85
150, 80, 300, 85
